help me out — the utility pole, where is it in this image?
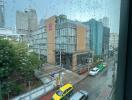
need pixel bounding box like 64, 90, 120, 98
59, 49, 63, 86
58, 48, 65, 86
59, 50, 62, 67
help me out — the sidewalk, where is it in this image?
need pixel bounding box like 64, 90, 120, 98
36, 64, 87, 86
39, 75, 87, 100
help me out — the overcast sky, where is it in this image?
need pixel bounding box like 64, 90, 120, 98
5, 0, 121, 33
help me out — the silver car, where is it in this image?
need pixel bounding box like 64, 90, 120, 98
69, 90, 89, 100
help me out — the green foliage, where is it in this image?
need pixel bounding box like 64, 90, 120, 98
0, 39, 15, 80
0, 39, 42, 98
93, 55, 103, 67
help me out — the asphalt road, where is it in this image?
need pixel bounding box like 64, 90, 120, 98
75, 57, 115, 100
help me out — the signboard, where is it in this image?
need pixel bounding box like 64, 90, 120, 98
50, 71, 59, 78
48, 23, 52, 31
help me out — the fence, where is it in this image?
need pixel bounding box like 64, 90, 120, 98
11, 79, 56, 100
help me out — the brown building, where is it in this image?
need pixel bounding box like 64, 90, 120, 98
45, 15, 92, 71
45, 16, 56, 64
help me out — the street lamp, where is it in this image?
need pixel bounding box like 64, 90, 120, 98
59, 48, 65, 86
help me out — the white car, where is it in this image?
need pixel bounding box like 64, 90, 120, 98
89, 67, 100, 76
70, 90, 89, 100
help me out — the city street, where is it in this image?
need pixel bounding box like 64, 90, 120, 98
74, 57, 115, 100
40, 56, 116, 100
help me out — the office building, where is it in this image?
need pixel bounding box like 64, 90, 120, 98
0, 0, 5, 28
84, 19, 110, 57
16, 8, 38, 42
103, 26, 110, 58
109, 33, 119, 50
45, 15, 92, 70
29, 26, 47, 62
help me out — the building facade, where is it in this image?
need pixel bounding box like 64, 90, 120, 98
16, 8, 38, 42
0, 28, 25, 41
109, 33, 119, 50
85, 19, 103, 56
0, 0, 5, 28
84, 19, 110, 58
29, 26, 47, 62
45, 15, 92, 70
103, 26, 110, 58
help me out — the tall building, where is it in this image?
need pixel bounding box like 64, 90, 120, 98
99, 17, 109, 27
0, 0, 5, 28
84, 19, 103, 56
103, 26, 110, 58
45, 15, 92, 70
84, 19, 110, 57
109, 33, 119, 50
16, 8, 38, 42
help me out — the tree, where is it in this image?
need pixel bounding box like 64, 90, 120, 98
0, 39, 42, 98
0, 39, 16, 99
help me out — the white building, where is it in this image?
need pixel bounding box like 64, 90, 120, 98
0, 27, 25, 41
109, 33, 119, 50
16, 8, 38, 43
29, 26, 47, 61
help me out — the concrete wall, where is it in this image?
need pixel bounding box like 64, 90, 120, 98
45, 16, 56, 64
72, 53, 77, 71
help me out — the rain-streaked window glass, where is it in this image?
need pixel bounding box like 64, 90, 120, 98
0, 0, 120, 100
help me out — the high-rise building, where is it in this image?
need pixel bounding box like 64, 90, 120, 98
16, 8, 38, 42
103, 26, 110, 58
45, 15, 92, 70
0, 0, 5, 28
109, 33, 119, 50
84, 19, 110, 57
84, 19, 103, 56
99, 17, 109, 27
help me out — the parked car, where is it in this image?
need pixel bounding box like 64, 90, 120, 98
69, 90, 89, 100
89, 67, 100, 76
77, 67, 88, 75
52, 83, 74, 100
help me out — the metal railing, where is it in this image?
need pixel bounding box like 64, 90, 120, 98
12, 79, 56, 100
